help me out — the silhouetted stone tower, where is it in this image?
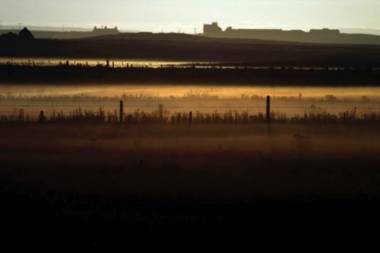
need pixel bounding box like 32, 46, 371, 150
266, 96, 271, 123
119, 100, 124, 123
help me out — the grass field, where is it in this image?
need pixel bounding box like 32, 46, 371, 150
1, 122, 380, 247
2, 122, 380, 198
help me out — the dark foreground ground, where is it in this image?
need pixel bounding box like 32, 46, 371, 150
1, 123, 379, 248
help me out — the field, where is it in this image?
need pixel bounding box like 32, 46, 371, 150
4, 2, 380, 248
2, 122, 380, 198
1, 122, 380, 247
1, 85, 380, 119
2, 84, 380, 247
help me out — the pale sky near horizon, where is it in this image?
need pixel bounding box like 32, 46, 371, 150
1, 0, 379, 32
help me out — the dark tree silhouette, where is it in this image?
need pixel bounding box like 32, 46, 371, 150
0, 32, 18, 40
19, 27, 34, 40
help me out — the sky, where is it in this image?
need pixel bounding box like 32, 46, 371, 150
1, 0, 380, 33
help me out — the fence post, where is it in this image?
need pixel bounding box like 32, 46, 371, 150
159, 104, 164, 122
266, 96, 271, 123
189, 111, 193, 126
119, 100, 124, 123
18, 109, 25, 122
38, 110, 45, 123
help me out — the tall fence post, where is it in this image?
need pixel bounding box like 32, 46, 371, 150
18, 109, 25, 122
38, 110, 45, 123
266, 96, 271, 123
189, 111, 193, 126
159, 104, 164, 122
119, 100, 124, 123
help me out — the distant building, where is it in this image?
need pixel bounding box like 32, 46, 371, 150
225, 26, 284, 40
92, 26, 120, 36
203, 22, 223, 37
203, 22, 344, 44
310, 28, 340, 36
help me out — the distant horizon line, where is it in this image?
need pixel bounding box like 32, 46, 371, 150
1, 23, 380, 36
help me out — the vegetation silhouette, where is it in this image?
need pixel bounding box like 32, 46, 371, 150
0, 102, 379, 125
0, 27, 34, 41
1, 31, 380, 66
0, 64, 379, 85
0, 25, 119, 40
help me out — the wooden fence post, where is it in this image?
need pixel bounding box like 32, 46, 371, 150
266, 96, 271, 123
119, 100, 124, 123
189, 111, 193, 126
38, 110, 45, 123
159, 104, 164, 122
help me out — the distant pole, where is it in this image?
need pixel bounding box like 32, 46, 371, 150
119, 100, 124, 123
266, 96, 271, 123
